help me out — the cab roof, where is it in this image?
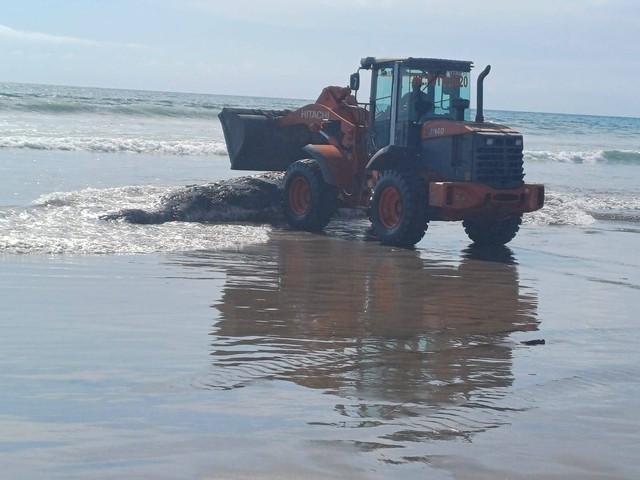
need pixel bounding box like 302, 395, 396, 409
360, 56, 473, 72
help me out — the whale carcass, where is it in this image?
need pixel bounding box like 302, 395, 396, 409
101, 173, 284, 225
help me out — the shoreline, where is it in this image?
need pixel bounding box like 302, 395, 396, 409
1, 108, 639, 478
1, 223, 639, 478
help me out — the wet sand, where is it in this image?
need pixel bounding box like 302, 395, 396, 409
1, 219, 639, 479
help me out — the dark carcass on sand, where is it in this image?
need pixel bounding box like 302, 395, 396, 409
101, 173, 284, 225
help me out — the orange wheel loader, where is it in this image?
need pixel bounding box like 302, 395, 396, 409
219, 57, 544, 247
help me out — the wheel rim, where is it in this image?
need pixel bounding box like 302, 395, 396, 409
289, 176, 311, 216
379, 186, 403, 229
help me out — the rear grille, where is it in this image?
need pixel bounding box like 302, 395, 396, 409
474, 136, 524, 188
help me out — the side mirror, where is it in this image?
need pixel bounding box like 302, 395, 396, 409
349, 72, 360, 91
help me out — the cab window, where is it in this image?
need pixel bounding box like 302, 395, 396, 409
371, 67, 393, 150
397, 66, 471, 122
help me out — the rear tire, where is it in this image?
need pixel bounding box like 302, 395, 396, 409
463, 214, 522, 246
368, 169, 428, 247
283, 159, 337, 232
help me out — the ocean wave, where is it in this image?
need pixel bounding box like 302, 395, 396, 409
11, 101, 226, 119
0, 186, 270, 254
1, 92, 227, 119
2, 182, 637, 255
601, 150, 640, 165
1, 84, 303, 120
590, 212, 640, 222
525, 190, 640, 226
5, 134, 638, 163
0, 136, 228, 156
525, 192, 596, 226
526, 149, 640, 165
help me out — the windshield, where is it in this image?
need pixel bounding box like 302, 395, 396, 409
398, 65, 471, 122
368, 60, 473, 153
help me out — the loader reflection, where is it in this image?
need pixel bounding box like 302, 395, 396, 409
195, 233, 539, 445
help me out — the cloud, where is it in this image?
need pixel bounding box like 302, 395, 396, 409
186, 0, 399, 24
0, 24, 145, 49
186, 0, 626, 22
0, 23, 99, 46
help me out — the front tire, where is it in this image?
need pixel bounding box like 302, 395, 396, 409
283, 160, 337, 232
463, 214, 522, 246
368, 169, 428, 247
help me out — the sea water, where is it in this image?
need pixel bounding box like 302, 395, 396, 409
1, 82, 639, 254
0, 83, 305, 253
1, 82, 639, 479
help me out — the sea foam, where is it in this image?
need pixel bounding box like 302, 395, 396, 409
526, 149, 640, 165
0, 186, 270, 254
0, 136, 229, 156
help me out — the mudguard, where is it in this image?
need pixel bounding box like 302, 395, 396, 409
303, 144, 354, 189
366, 145, 420, 172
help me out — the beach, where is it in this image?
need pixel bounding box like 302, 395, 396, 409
2, 198, 639, 479
1, 84, 639, 478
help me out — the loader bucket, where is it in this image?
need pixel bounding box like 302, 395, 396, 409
218, 107, 312, 171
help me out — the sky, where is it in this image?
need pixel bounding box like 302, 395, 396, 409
1, 0, 638, 117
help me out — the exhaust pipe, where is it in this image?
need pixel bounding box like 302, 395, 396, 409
475, 65, 491, 123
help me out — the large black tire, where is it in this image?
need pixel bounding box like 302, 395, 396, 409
368, 169, 429, 247
283, 159, 337, 232
463, 214, 522, 246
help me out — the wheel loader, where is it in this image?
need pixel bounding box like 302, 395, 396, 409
218, 56, 544, 247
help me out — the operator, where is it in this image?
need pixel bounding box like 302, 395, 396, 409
399, 75, 433, 123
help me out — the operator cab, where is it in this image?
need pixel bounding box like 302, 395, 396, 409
359, 57, 472, 154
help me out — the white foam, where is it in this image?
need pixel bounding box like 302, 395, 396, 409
0, 186, 270, 255
0, 136, 228, 156
525, 149, 640, 165
525, 191, 596, 226
3, 182, 637, 254
525, 190, 640, 226
526, 150, 606, 164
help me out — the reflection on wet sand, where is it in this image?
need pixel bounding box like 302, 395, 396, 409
179, 231, 539, 455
